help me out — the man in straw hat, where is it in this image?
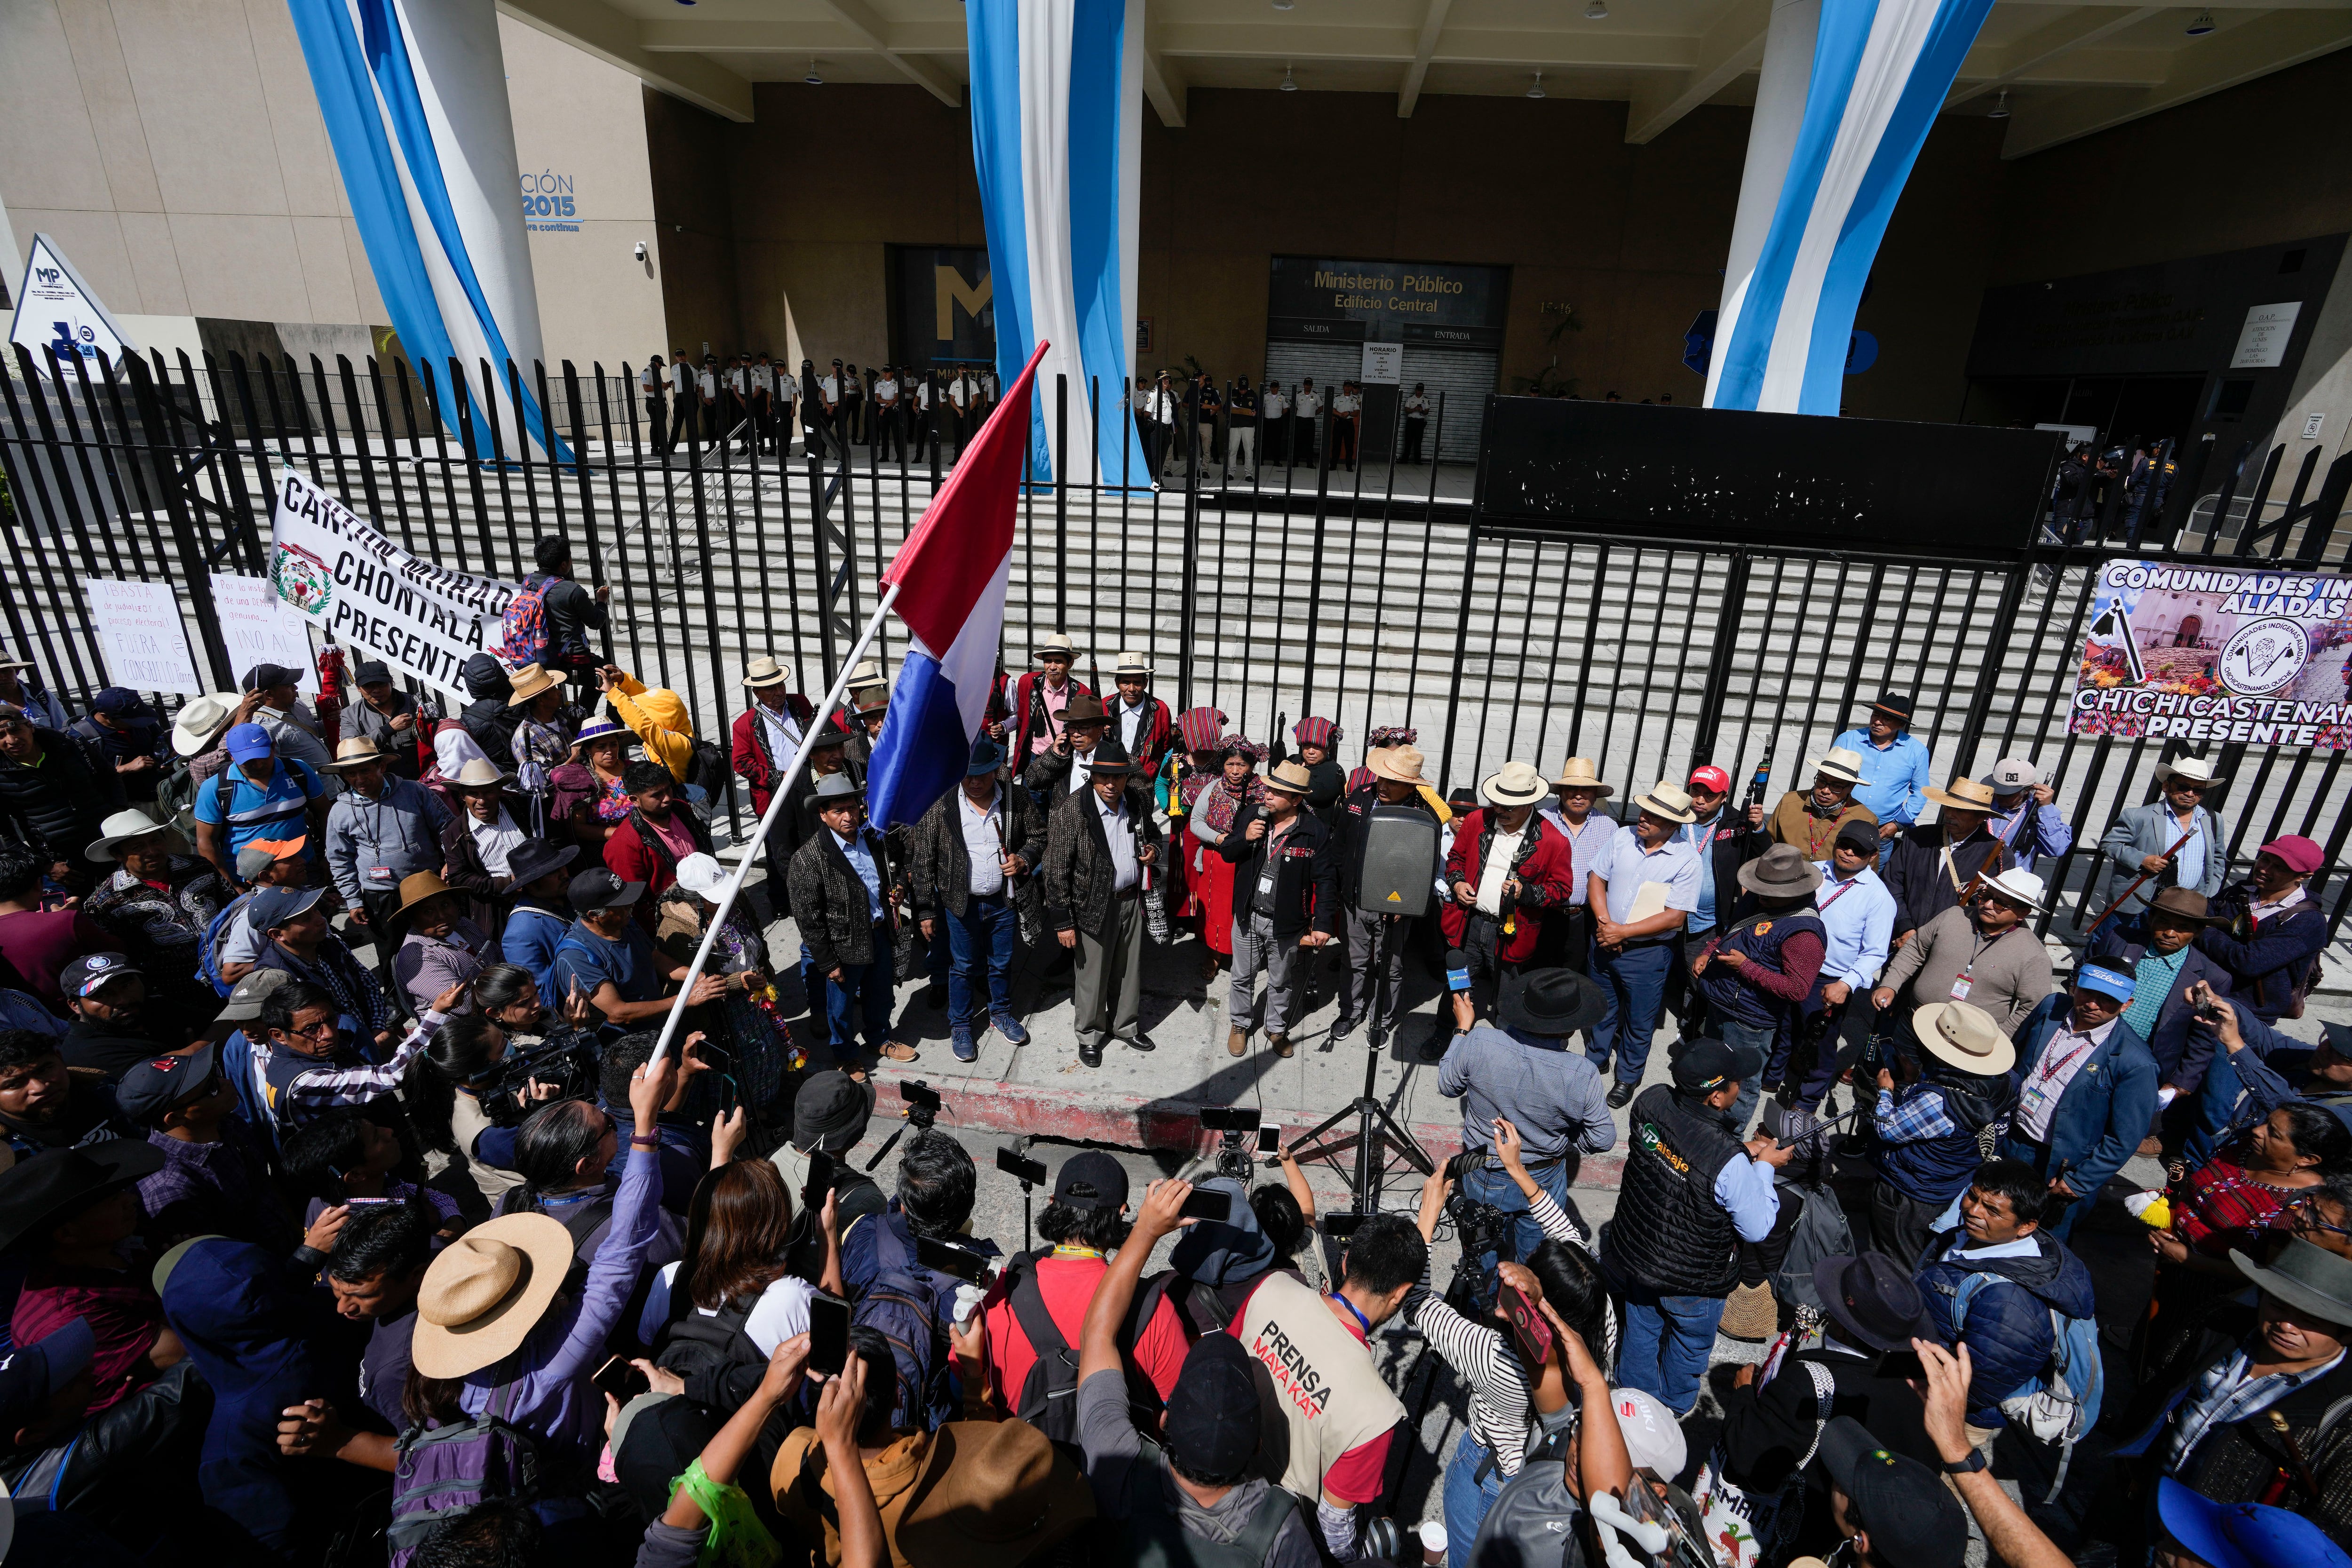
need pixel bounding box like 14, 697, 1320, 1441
1004, 633, 1095, 764
730, 654, 815, 891
1537, 757, 1619, 976
1873, 867, 2054, 1045
1689, 843, 1828, 1132
321, 736, 453, 987
2097, 753, 2229, 917
80, 810, 230, 1026
1218, 759, 1341, 1059
909, 739, 1043, 1062
1764, 745, 1879, 861
1865, 998, 2021, 1267
409, 1050, 684, 1486
1998, 961, 2156, 1239
169, 689, 244, 789
389, 870, 497, 1019
1831, 691, 1933, 863
1070, 1174, 1326, 1567
1334, 742, 1443, 1043
1883, 774, 2010, 946
2108, 1239, 2352, 1552
1043, 735, 1160, 1068
1440, 761, 1576, 1057
1582, 780, 1703, 1109
788, 773, 915, 1066
1982, 757, 2071, 875
1106, 651, 1174, 773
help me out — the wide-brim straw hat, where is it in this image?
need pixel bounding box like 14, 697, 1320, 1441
1370, 744, 1429, 786
1631, 780, 1699, 825
1977, 867, 2047, 913
411, 1214, 578, 1378
1033, 633, 1076, 661
171, 692, 239, 758
1923, 776, 1997, 812
396, 870, 457, 919
742, 655, 792, 689
1808, 746, 1866, 785
1481, 761, 1549, 807
1264, 760, 1314, 796
324, 736, 391, 772
2153, 755, 2228, 788
86, 809, 186, 862
570, 717, 630, 756
1737, 844, 1822, 898
1112, 651, 1152, 677
1910, 999, 2016, 1078
1551, 757, 1613, 796
451, 758, 511, 791
505, 664, 562, 705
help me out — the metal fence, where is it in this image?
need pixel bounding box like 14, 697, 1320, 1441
3, 345, 2348, 942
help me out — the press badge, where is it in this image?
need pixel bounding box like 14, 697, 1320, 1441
369, 866, 395, 883
1256, 869, 1275, 898
1948, 975, 1973, 1002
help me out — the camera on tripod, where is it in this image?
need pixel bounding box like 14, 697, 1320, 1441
1199, 1105, 1264, 1182
898, 1079, 942, 1129
476, 1037, 599, 1128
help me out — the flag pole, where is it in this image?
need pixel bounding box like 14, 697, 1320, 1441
648, 581, 903, 1069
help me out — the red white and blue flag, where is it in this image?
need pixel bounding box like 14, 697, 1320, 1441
864, 341, 1047, 829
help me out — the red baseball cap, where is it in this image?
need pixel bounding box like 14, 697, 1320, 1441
1688, 765, 1732, 796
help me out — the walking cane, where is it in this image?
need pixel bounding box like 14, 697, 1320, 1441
2082, 825, 2199, 936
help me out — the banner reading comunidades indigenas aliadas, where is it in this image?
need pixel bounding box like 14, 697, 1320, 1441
2072, 558, 2352, 749
267, 468, 522, 698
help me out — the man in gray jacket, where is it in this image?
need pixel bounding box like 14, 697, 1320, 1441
1042, 736, 1160, 1068
2097, 754, 2228, 915
322, 737, 452, 989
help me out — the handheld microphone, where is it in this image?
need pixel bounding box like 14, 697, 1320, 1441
1444, 947, 1472, 994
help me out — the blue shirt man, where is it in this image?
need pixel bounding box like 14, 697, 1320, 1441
836, 828, 885, 923
1811, 847, 1896, 993
1832, 692, 1931, 836
1982, 757, 2073, 874
193, 724, 326, 875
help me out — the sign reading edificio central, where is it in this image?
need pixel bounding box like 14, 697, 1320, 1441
1267, 255, 1510, 349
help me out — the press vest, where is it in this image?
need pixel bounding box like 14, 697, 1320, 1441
1605, 1085, 1745, 1296
1233, 1271, 1406, 1504
1695, 908, 1827, 1030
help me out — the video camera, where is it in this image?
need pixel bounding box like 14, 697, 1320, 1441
1199, 1105, 1270, 1182
864, 1079, 945, 1172
475, 1034, 600, 1128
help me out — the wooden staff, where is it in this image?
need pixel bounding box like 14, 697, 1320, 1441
2083, 824, 2200, 933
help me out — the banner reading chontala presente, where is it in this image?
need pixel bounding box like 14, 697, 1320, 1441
2072, 558, 2352, 748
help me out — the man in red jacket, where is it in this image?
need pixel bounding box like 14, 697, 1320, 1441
1439, 761, 1576, 1058
1002, 633, 1095, 764
1104, 651, 1173, 773
731, 654, 816, 911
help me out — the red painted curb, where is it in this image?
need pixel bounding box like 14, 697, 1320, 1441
865, 1062, 1627, 1188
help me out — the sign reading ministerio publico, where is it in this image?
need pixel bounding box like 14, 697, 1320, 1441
1266, 255, 1510, 349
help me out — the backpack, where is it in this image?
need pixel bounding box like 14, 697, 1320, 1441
853, 1216, 964, 1432
1467, 1404, 1592, 1568
200, 891, 255, 996
389, 1383, 540, 1567
1947, 1270, 2104, 1498
1002, 1256, 1083, 1441
154, 756, 199, 838
497, 574, 556, 669
685, 737, 730, 808
1770, 1183, 1853, 1311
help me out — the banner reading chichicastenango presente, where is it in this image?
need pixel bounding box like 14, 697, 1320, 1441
267, 468, 522, 697
2073, 558, 2352, 748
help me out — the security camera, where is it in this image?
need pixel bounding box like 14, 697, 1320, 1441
633, 241, 648, 263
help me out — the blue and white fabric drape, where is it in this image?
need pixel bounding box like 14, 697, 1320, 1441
1706, 0, 1995, 415
284, 0, 566, 461
966, 0, 1153, 488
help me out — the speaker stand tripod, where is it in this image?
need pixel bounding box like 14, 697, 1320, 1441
1288, 914, 1432, 1210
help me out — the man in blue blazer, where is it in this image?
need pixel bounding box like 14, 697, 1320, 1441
2088, 885, 2232, 1154
1998, 961, 2158, 1239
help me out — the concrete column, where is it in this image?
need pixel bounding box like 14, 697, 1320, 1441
1705, 0, 1818, 408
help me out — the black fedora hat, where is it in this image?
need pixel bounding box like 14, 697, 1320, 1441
0, 1141, 167, 1256
1088, 734, 1139, 776
1497, 969, 1607, 1037
1862, 692, 1915, 724
506, 839, 578, 889
1813, 1252, 1933, 1353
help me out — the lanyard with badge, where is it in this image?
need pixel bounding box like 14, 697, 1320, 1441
2021, 1032, 2097, 1121
1947, 924, 2021, 1003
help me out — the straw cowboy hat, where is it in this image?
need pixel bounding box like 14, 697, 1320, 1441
1480, 761, 1549, 808
1112, 651, 1152, 677
505, 664, 562, 705
847, 657, 885, 689
1737, 843, 1822, 899
741, 655, 793, 689
1976, 867, 2047, 913
1630, 780, 1699, 825
1033, 633, 1076, 662
1909, 998, 2016, 1078
1264, 760, 1315, 796
395, 870, 459, 920
449, 758, 512, 791
171, 692, 239, 758
1369, 744, 1429, 786
568, 716, 631, 757
411, 1213, 578, 1378
85, 810, 186, 863
2153, 754, 2228, 788
1551, 757, 1613, 796
1807, 746, 1866, 786
1923, 776, 1997, 812
322, 736, 391, 772
893, 1419, 1096, 1568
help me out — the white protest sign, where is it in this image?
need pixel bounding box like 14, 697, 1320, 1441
8, 234, 137, 376
267, 467, 522, 700
83, 577, 202, 695
210, 573, 319, 692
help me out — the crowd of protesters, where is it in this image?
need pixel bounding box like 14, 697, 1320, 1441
0, 575, 2344, 1568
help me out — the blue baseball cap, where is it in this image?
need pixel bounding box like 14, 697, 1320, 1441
2074, 962, 2137, 1004
248, 884, 325, 931
2158, 1477, 2352, 1568
223, 722, 274, 762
